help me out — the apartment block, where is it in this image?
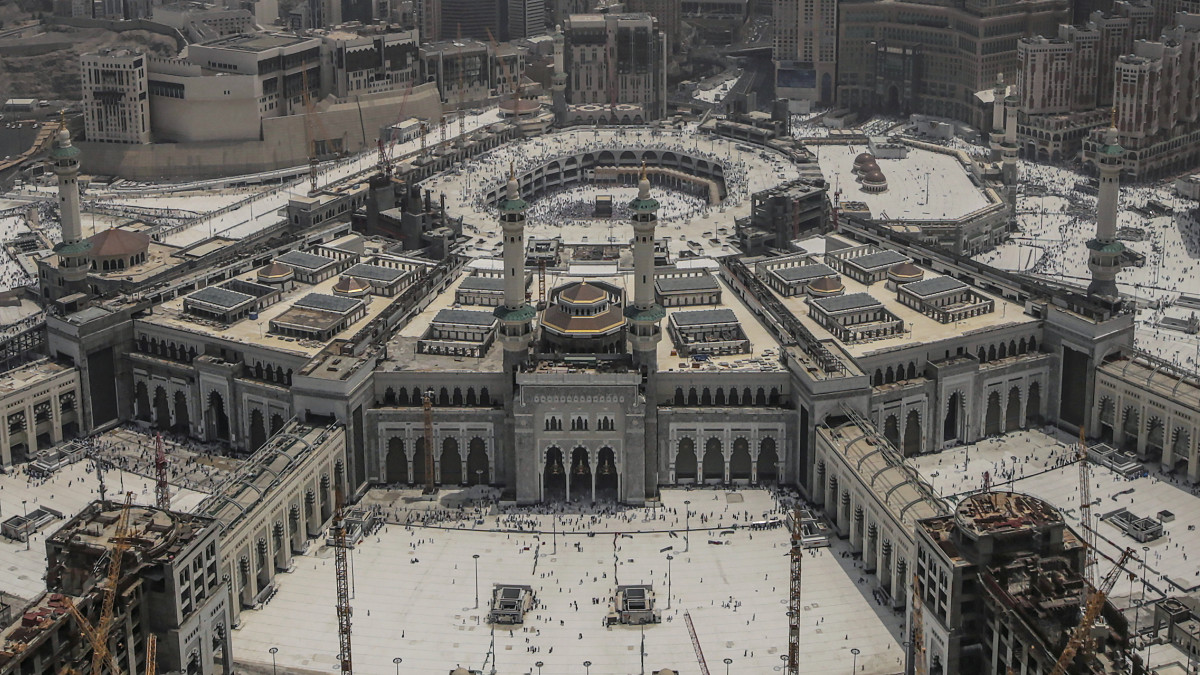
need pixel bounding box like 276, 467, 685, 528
562, 13, 667, 122
81, 49, 151, 144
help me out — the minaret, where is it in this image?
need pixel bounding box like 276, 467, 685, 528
1087, 115, 1129, 299
1002, 94, 1019, 188
494, 163, 535, 370
50, 119, 91, 288
550, 25, 567, 126
989, 74, 1006, 162
626, 163, 664, 367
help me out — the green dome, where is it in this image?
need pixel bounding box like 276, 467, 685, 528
630, 197, 659, 213
51, 143, 80, 161
500, 198, 527, 214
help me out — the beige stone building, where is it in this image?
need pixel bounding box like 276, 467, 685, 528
0, 360, 81, 467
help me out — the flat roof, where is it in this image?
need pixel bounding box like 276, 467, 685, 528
293, 293, 362, 314
655, 274, 720, 293
670, 308, 739, 327
846, 250, 909, 271
903, 276, 968, 297
186, 286, 256, 310
345, 263, 407, 283
812, 292, 881, 313
772, 263, 837, 283
0, 360, 75, 396
458, 276, 506, 292
432, 309, 497, 327
200, 32, 314, 52
276, 250, 338, 271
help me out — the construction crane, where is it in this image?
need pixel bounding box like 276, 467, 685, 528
64, 491, 135, 675
683, 611, 711, 675
1076, 426, 1096, 590
911, 572, 926, 675
787, 504, 803, 675
154, 433, 170, 511
332, 493, 353, 675
422, 389, 436, 494
537, 259, 546, 306
144, 635, 156, 675
1048, 547, 1136, 675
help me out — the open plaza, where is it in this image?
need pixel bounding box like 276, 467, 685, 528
231, 488, 906, 675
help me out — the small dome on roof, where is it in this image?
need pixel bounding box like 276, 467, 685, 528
854, 152, 875, 165
333, 276, 371, 297
807, 275, 845, 297
888, 262, 923, 281
257, 262, 294, 282
863, 169, 886, 183
558, 281, 607, 305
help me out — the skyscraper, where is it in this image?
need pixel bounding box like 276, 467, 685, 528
773, 0, 837, 104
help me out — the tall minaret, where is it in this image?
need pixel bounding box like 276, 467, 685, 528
1002, 94, 1019, 188
495, 163, 534, 370
50, 120, 90, 288
989, 74, 1006, 162
626, 163, 664, 367
1087, 116, 1129, 299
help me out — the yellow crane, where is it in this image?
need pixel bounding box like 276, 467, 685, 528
911, 572, 926, 675
144, 635, 156, 675
64, 491, 135, 675
1048, 547, 1135, 675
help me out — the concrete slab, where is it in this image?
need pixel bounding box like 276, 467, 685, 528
231, 488, 905, 675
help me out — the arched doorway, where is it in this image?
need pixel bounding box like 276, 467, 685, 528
569, 447, 591, 502
884, 415, 900, 447
730, 438, 752, 482
467, 437, 489, 485
208, 391, 229, 441
386, 438, 407, 484
944, 392, 962, 444
173, 391, 190, 434
1121, 408, 1139, 451
1005, 387, 1021, 432
903, 411, 922, 457
544, 446, 565, 500
595, 447, 618, 499
757, 438, 779, 484
1146, 417, 1164, 462
135, 382, 150, 422
270, 414, 285, 436
1098, 396, 1114, 442
249, 409, 266, 451
675, 438, 697, 483
440, 438, 463, 485
985, 391, 1002, 436
413, 438, 428, 486
1026, 382, 1042, 428
702, 438, 723, 483
153, 387, 171, 429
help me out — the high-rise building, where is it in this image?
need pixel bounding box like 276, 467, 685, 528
318, 26, 420, 99
773, 0, 837, 103
836, 0, 1070, 124
81, 49, 151, 144
418, 0, 508, 40
562, 13, 667, 122
626, 0, 681, 50
1079, 13, 1200, 178
912, 492, 1126, 675
509, 0, 546, 39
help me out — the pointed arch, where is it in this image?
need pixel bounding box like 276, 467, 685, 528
1005, 386, 1022, 432
675, 438, 697, 483
703, 438, 724, 482
386, 438, 407, 484
903, 410, 922, 457
985, 391, 1002, 436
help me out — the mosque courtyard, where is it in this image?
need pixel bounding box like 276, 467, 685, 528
231, 488, 907, 675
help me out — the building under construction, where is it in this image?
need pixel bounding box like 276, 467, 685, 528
913, 491, 1129, 675
0, 501, 230, 675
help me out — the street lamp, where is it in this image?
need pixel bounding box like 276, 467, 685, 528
473, 554, 481, 609
393, 656, 402, 675
684, 500, 691, 553
21, 500, 28, 551
535, 661, 544, 675
1142, 546, 1151, 668
851, 647, 860, 673
269, 647, 278, 675
723, 657, 733, 675
666, 555, 674, 609
583, 660, 592, 675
